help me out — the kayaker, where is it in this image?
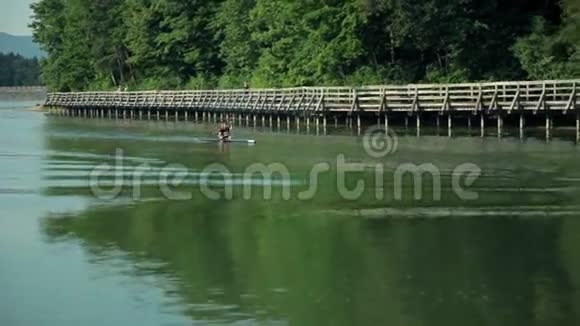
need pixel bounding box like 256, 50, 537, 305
218, 122, 232, 141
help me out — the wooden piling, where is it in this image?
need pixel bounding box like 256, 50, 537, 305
416, 114, 421, 137
546, 114, 551, 140
448, 115, 452, 137
576, 113, 580, 143
296, 116, 301, 131
519, 114, 525, 138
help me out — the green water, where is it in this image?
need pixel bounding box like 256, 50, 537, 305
2, 101, 580, 326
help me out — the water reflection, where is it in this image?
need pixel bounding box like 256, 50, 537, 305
37, 116, 580, 325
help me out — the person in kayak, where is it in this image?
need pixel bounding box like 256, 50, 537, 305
218, 121, 232, 141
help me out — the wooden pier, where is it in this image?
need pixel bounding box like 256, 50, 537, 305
45, 79, 580, 139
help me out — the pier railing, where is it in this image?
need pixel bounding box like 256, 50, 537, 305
46, 80, 579, 115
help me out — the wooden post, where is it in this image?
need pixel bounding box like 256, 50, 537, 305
384, 113, 389, 131
416, 114, 421, 137
519, 114, 525, 139
546, 114, 551, 140
405, 116, 409, 129
448, 114, 452, 137
277, 116, 281, 129
287, 116, 291, 130
576, 113, 580, 143
165, 110, 169, 121
467, 116, 472, 129
314, 117, 319, 135
497, 114, 503, 138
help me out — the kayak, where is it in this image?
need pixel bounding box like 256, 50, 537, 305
197, 137, 256, 144
221, 139, 256, 144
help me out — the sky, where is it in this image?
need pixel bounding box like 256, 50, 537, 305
0, 0, 36, 35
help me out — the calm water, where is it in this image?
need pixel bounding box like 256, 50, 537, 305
2, 101, 580, 326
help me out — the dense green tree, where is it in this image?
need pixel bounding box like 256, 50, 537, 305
0, 53, 41, 86
124, 0, 221, 89
30, 0, 579, 91
211, 0, 258, 88
513, 0, 579, 80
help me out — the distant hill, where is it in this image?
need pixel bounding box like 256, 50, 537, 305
0, 32, 44, 58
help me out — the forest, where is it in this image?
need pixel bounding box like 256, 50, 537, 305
30, 0, 579, 91
0, 53, 41, 86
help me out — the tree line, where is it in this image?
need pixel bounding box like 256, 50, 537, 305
0, 53, 41, 87
30, 0, 579, 91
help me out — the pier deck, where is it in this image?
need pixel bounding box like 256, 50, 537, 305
44, 79, 580, 139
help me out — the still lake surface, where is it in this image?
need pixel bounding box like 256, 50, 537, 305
1, 100, 580, 325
